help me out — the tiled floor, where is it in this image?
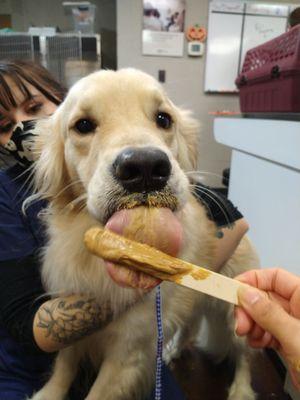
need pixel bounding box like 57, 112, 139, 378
171, 348, 291, 400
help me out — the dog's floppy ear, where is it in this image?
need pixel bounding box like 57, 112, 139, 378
174, 107, 200, 172
33, 112, 68, 201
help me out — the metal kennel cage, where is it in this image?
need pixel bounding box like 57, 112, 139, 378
0, 32, 101, 87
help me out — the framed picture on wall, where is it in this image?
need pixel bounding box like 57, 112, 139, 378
142, 0, 186, 57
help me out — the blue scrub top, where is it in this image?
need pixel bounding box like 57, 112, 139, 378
0, 164, 46, 260
0, 165, 53, 399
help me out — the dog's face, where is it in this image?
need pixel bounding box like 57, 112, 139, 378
34, 69, 199, 228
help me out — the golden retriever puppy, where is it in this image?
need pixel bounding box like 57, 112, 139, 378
30, 69, 259, 400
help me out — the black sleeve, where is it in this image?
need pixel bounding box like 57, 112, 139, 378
0, 253, 50, 354
192, 183, 243, 228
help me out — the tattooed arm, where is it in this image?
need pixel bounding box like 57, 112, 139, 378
33, 295, 113, 352
0, 256, 114, 353
213, 218, 249, 270
192, 183, 249, 271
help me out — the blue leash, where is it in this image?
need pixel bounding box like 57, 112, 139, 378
155, 285, 163, 400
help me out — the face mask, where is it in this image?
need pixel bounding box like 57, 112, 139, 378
0, 120, 38, 168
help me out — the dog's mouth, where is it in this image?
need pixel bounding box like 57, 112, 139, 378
116, 188, 178, 213
103, 187, 179, 225
104, 190, 183, 256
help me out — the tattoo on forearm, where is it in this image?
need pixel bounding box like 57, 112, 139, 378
215, 221, 236, 239
36, 297, 113, 345
216, 230, 224, 239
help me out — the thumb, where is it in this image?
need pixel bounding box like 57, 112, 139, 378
238, 286, 293, 345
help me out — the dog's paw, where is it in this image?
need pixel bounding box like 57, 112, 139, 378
228, 382, 256, 400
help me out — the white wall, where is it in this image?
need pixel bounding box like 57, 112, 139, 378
117, 0, 239, 187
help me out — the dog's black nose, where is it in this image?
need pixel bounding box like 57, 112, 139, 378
113, 147, 171, 193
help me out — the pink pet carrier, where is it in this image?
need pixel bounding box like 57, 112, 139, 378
236, 25, 300, 113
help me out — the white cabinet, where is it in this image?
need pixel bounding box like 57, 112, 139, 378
214, 117, 300, 275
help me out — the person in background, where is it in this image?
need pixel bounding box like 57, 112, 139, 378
235, 268, 300, 391
0, 59, 249, 399
288, 7, 300, 29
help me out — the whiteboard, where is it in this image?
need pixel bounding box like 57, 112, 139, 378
204, 1, 290, 93
240, 3, 288, 66
204, 6, 243, 92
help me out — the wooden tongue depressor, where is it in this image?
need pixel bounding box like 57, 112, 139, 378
84, 227, 247, 305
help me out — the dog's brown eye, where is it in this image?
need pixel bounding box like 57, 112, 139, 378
75, 119, 96, 134
156, 112, 172, 129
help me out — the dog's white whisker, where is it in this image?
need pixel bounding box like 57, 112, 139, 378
53, 179, 83, 200
14, 164, 36, 199
60, 193, 88, 213
189, 184, 231, 227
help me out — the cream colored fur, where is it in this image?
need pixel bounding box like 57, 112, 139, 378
29, 69, 259, 400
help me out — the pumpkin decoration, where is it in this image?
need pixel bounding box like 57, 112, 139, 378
186, 25, 207, 42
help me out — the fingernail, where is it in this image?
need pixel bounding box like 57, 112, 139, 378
238, 286, 262, 306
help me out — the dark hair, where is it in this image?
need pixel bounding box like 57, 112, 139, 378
0, 59, 66, 112
288, 7, 300, 28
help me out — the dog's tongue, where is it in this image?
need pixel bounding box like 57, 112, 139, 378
105, 207, 182, 256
